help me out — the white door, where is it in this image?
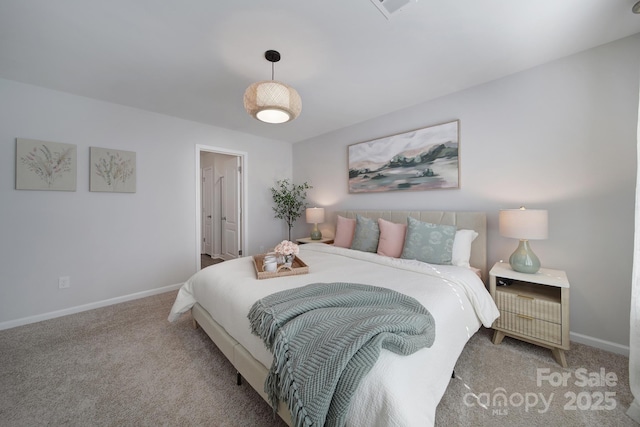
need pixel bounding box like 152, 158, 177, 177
201, 166, 214, 255
221, 156, 241, 259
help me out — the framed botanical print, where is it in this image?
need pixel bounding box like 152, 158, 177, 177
16, 138, 77, 191
90, 147, 136, 193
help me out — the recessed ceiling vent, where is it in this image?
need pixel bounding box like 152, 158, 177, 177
370, 0, 417, 19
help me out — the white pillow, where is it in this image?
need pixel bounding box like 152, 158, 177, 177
451, 229, 479, 268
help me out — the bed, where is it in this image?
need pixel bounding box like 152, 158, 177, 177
169, 210, 499, 426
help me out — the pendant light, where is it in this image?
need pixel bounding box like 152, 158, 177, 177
244, 50, 302, 124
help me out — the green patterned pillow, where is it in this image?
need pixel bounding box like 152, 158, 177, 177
400, 217, 456, 265
350, 215, 380, 253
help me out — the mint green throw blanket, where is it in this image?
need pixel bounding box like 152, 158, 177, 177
248, 282, 435, 427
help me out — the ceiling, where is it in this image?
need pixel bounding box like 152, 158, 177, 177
1, 1, 639, 144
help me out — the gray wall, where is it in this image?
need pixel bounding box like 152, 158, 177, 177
0, 78, 292, 327
1, 34, 638, 352
293, 34, 640, 351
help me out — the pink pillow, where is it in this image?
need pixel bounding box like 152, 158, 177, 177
333, 215, 356, 248
377, 218, 407, 258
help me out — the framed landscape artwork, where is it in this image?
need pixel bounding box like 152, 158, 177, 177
90, 147, 136, 193
348, 120, 460, 193
16, 138, 77, 191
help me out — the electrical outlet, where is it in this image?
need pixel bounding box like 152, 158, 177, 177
58, 276, 71, 289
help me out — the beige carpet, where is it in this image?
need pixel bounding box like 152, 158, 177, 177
0, 290, 637, 426
201, 254, 224, 269
0, 291, 285, 427
437, 328, 636, 426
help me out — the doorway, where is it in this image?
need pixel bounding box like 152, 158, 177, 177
195, 145, 247, 270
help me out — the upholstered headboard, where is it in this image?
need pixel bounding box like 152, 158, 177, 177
330, 210, 487, 282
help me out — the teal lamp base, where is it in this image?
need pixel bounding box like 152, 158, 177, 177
509, 240, 541, 274
310, 225, 322, 240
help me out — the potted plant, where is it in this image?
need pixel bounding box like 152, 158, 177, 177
270, 179, 311, 241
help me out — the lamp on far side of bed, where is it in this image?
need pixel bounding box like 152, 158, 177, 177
499, 207, 548, 274
306, 207, 325, 240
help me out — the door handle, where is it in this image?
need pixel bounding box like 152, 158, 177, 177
207, 215, 212, 218
222, 216, 227, 221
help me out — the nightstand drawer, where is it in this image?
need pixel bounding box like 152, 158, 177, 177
494, 287, 561, 323
494, 311, 562, 345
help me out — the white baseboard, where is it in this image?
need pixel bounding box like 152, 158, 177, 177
1, 288, 632, 358
0, 283, 183, 331
570, 331, 630, 357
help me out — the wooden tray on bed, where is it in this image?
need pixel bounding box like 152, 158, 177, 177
252, 254, 309, 280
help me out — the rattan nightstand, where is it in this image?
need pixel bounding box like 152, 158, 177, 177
489, 261, 570, 367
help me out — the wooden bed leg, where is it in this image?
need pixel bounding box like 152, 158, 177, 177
236, 372, 242, 386
492, 330, 505, 345
551, 348, 568, 368
191, 317, 198, 330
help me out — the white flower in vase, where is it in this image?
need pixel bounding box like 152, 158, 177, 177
274, 240, 299, 267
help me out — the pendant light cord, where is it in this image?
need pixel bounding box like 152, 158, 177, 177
264, 50, 280, 81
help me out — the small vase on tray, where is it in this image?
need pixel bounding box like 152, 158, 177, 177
283, 254, 295, 268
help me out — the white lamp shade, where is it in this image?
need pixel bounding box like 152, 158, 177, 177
244, 80, 302, 124
499, 208, 548, 240
306, 207, 325, 224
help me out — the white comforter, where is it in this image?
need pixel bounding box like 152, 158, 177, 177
169, 244, 499, 426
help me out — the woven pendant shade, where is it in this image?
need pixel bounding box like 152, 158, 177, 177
244, 50, 302, 124
244, 80, 301, 124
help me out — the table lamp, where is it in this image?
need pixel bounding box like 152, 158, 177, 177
306, 207, 325, 240
499, 207, 548, 274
